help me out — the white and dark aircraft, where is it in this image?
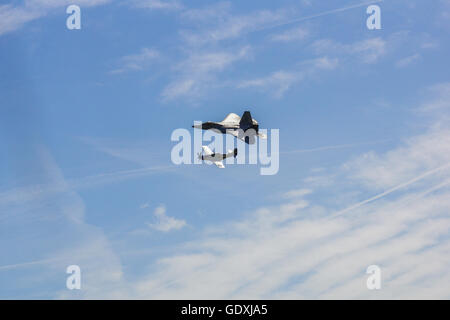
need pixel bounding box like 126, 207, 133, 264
198, 146, 238, 169
192, 111, 267, 144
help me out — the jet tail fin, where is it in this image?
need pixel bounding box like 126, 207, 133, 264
239, 111, 253, 127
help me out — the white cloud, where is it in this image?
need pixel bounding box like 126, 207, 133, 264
147, 205, 186, 232
140, 202, 150, 209
345, 84, 450, 190
311, 37, 387, 64
162, 46, 250, 101
180, 5, 292, 46
238, 70, 299, 98
132, 182, 450, 298
125, 82, 450, 299
29, 0, 110, 8
283, 188, 312, 199
303, 56, 339, 70
0, 146, 127, 299
395, 53, 421, 68
181, 2, 231, 22
344, 129, 450, 190
237, 56, 338, 98
0, 4, 41, 36
420, 82, 450, 112
180, 1, 387, 46
110, 48, 159, 74
130, 0, 182, 11
0, 0, 110, 36
437, 0, 450, 30
269, 26, 309, 42
3, 83, 450, 299
0, 164, 173, 210
349, 38, 386, 63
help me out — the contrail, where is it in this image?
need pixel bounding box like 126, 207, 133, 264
0, 258, 60, 271
414, 178, 450, 199
329, 162, 450, 219
0, 165, 175, 208
283, 139, 390, 154
72, 165, 175, 188
255, 0, 384, 33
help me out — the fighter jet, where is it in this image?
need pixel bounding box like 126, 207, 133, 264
192, 111, 267, 144
198, 146, 238, 169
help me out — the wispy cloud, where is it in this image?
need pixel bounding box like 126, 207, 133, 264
129, 169, 450, 299
140, 202, 150, 209
0, 164, 174, 210
162, 46, 250, 101
130, 0, 182, 11
4, 82, 450, 299
79, 136, 167, 166
254, 0, 384, 34
311, 37, 387, 64
269, 26, 309, 42
110, 48, 160, 74
180, 2, 231, 22
125, 83, 450, 299
0, 0, 110, 36
180, 4, 292, 46
180, 1, 383, 45
0, 146, 126, 298
147, 205, 186, 232
237, 70, 299, 98
395, 53, 421, 68
237, 56, 338, 98
302, 56, 339, 69
345, 129, 450, 190
283, 188, 312, 199
0, 4, 41, 36
283, 139, 391, 155
419, 82, 450, 112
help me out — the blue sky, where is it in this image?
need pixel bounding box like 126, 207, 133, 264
1, 0, 450, 299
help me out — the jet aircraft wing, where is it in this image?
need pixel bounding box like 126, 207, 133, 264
220, 113, 241, 124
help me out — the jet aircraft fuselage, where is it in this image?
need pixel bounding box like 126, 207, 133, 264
192, 111, 265, 144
